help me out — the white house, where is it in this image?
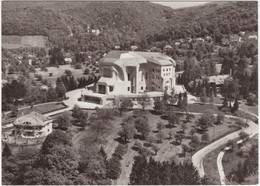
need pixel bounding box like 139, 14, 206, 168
13, 112, 53, 138
64, 57, 72, 64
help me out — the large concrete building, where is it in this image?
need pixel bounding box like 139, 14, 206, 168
80, 50, 187, 106
96, 50, 176, 95
13, 111, 53, 138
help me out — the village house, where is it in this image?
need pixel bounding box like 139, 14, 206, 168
13, 111, 53, 138
64, 57, 73, 64
248, 35, 257, 40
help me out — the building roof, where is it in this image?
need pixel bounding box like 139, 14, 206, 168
100, 50, 175, 67
208, 75, 229, 85
133, 51, 175, 66
13, 111, 51, 127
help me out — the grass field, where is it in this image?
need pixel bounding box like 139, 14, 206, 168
2, 35, 47, 49
33, 65, 89, 86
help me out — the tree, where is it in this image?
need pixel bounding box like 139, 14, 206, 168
177, 93, 183, 108
190, 135, 201, 148
71, 104, 84, 121
118, 121, 136, 143
10, 106, 18, 117
247, 94, 257, 106
239, 131, 249, 141
216, 112, 225, 124
197, 109, 215, 132
146, 135, 156, 146
168, 109, 179, 128
156, 131, 166, 143
113, 144, 128, 159
96, 108, 114, 125
55, 78, 66, 99
118, 98, 133, 115
200, 87, 208, 103
153, 97, 164, 114
133, 140, 143, 151
135, 117, 150, 139
84, 68, 90, 75
168, 130, 174, 139
138, 95, 151, 110
107, 156, 121, 180
232, 98, 239, 112
152, 144, 160, 155
79, 113, 88, 130
2, 143, 12, 158
222, 78, 239, 107
182, 144, 190, 156
156, 122, 165, 132
46, 87, 58, 101
99, 146, 107, 161
175, 133, 184, 145
41, 129, 72, 155
182, 92, 188, 111
56, 114, 70, 131
189, 128, 196, 138
201, 133, 209, 143
181, 124, 187, 133
186, 113, 194, 123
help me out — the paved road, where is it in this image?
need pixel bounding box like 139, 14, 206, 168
192, 116, 258, 178
217, 151, 226, 185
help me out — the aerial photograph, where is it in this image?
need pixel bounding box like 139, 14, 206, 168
1, 1, 258, 185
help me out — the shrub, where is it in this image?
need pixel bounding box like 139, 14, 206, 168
216, 112, 225, 124
247, 94, 257, 106
75, 63, 82, 69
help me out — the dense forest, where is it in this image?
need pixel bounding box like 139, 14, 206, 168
2, 1, 257, 50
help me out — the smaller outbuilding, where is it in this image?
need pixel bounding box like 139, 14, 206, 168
13, 111, 53, 138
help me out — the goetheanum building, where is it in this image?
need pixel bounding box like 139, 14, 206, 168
96, 51, 176, 94
13, 111, 53, 138
81, 50, 186, 105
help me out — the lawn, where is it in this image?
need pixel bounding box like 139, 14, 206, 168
33, 64, 100, 86
172, 103, 220, 114
203, 145, 222, 184
33, 65, 86, 85
2, 35, 47, 49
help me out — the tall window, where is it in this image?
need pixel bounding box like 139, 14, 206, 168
128, 73, 130, 81
145, 72, 148, 80
141, 73, 143, 81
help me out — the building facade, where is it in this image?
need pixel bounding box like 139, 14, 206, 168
95, 50, 176, 95
13, 111, 53, 138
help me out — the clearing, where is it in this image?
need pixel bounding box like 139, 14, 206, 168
2, 35, 47, 49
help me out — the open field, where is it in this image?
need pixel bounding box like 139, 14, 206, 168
203, 144, 223, 184
2, 35, 47, 49
33, 65, 88, 85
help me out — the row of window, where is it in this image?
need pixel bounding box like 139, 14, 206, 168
163, 73, 171, 76
152, 68, 160, 73
163, 68, 171, 72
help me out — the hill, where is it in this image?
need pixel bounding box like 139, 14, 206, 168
2, 1, 257, 51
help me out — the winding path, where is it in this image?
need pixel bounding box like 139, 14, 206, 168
192, 118, 257, 178
216, 110, 258, 185
217, 151, 226, 185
